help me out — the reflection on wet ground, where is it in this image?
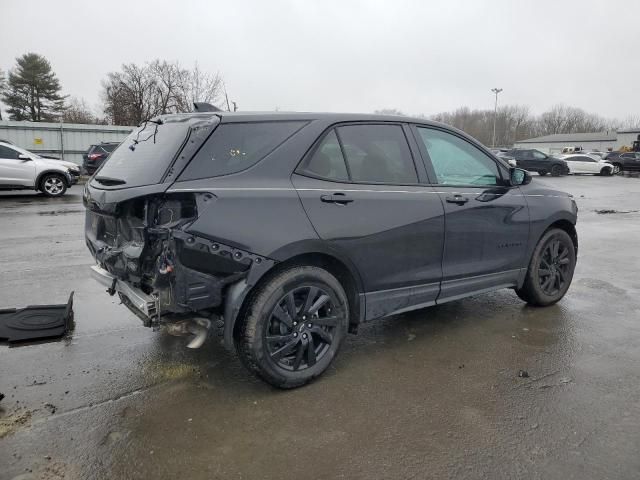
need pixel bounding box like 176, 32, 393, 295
1, 178, 639, 479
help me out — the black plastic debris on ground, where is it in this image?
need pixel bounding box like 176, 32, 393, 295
0, 292, 74, 345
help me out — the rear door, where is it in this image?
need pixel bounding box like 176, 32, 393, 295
412, 126, 530, 302
0, 145, 36, 186
293, 123, 445, 320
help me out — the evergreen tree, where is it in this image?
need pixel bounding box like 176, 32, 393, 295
2, 53, 67, 121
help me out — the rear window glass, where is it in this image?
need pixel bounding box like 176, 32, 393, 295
179, 121, 305, 180
95, 121, 191, 187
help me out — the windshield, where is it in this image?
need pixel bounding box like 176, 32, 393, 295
93, 119, 192, 188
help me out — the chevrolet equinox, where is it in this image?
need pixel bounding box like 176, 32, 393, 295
84, 112, 578, 388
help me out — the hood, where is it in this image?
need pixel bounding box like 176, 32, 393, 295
36, 157, 79, 170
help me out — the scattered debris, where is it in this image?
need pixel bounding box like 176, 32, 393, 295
0, 292, 74, 344
518, 370, 530, 378
44, 403, 57, 414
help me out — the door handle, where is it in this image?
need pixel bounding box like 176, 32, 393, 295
320, 193, 354, 205
445, 195, 469, 205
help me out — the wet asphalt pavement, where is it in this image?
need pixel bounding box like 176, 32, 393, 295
1, 177, 639, 480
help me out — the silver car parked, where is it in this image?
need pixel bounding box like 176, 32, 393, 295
0, 141, 80, 197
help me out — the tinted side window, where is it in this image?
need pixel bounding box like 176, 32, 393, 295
301, 130, 349, 181
0, 145, 20, 159
532, 151, 547, 159
336, 125, 418, 184
180, 121, 305, 180
416, 127, 501, 186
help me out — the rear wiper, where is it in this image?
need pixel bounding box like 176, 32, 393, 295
94, 176, 127, 186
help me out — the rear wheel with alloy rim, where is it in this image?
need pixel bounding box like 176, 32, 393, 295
612, 163, 622, 175
236, 266, 349, 388
40, 173, 67, 197
516, 228, 576, 306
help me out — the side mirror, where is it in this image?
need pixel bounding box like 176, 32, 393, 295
510, 167, 532, 186
507, 159, 517, 167
18, 154, 31, 161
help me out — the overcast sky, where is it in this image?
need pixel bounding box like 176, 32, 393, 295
1, 0, 638, 119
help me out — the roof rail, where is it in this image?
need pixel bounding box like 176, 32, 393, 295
193, 102, 223, 113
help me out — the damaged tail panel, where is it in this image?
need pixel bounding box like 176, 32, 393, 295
85, 191, 262, 324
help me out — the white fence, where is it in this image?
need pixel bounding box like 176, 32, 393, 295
0, 121, 134, 166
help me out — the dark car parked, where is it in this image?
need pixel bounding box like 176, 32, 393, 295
82, 142, 120, 174
505, 148, 569, 176
603, 151, 640, 174
84, 112, 578, 388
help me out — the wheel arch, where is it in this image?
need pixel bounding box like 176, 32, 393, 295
547, 219, 578, 254
224, 245, 365, 349
36, 170, 70, 190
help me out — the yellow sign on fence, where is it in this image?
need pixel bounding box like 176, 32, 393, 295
33, 138, 43, 145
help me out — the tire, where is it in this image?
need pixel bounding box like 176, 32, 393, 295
600, 167, 612, 176
515, 228, 576, 306
550, 165, 562, 177
40, 173, 67, 197
538, 170, 547, 176
235, 266, 349, 389
612, 163, 622, 175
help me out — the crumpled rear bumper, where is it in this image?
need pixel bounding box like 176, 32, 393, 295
90, 265, 158, 320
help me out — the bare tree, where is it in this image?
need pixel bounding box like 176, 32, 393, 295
374, 108, 404, 116
0, 68, 5, 120
102, 60, 224, 125
62, 97, 99, 124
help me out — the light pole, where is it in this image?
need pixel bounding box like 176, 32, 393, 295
491, 87, 503, 148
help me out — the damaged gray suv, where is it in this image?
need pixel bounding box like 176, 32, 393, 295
85, 112, 578, 388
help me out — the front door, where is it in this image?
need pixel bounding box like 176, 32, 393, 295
293, 123, 445, 320
0, 145, 35, 186
412, 126, 530, 302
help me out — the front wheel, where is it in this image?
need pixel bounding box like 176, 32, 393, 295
538, 170, 547, 176
600, 167, 612, 176
612, 163, 622, 175
235, 266, 349, 388
550, 165, 563, 177
40, 173, 67, 197
515, 228, 576, 306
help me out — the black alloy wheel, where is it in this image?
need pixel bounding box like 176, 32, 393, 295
515, 228, 576, 306
236, 266, 349, 388
266, 285, 339, 371
551, 165, 562, 177
537, 238, 571, 296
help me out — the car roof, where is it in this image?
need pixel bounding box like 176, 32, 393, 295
155, 110, 446, 127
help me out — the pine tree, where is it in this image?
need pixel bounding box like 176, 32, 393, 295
2, 53, 67, 121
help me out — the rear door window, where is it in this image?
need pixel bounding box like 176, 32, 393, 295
301, 130, 349, 181
179, 121, 306, 180
336, 124, 418, 184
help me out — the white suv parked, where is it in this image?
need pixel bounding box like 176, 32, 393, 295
0, 141, 80, 197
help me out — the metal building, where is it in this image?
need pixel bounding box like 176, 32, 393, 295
0, 120, 134, 165
514, 129, 640, 154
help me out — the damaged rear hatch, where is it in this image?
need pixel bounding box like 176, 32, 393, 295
84, 114, 250, 323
